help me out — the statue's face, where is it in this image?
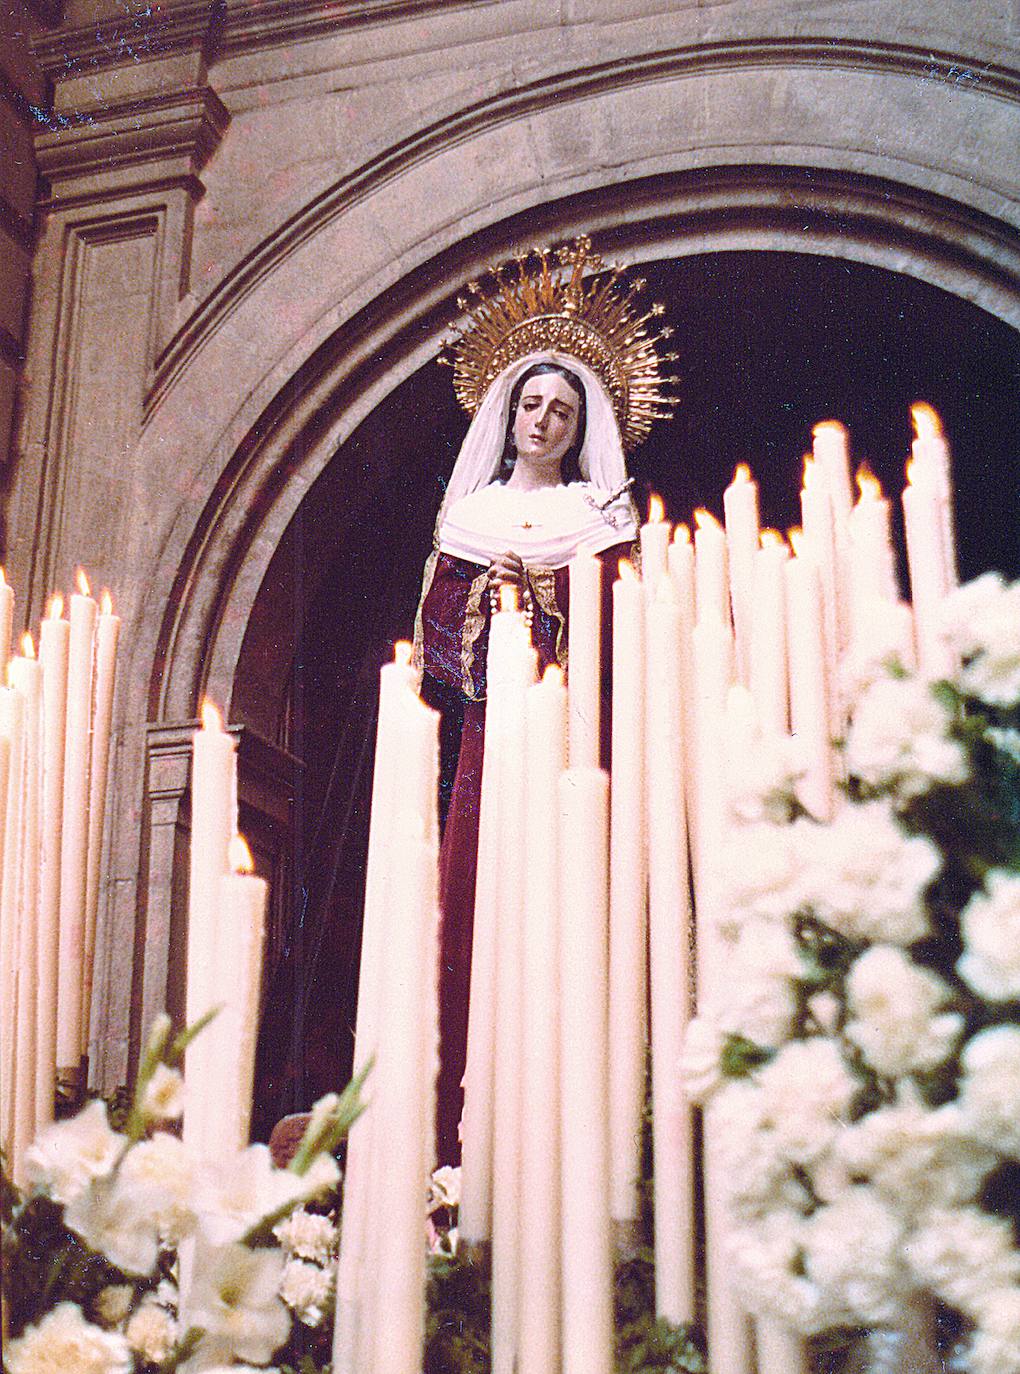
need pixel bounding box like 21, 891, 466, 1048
512, 373, 580, 472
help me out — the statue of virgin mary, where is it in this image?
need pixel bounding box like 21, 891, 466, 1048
414, 239, 677, 1162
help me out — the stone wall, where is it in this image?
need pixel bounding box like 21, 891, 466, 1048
2, 0, 1018, 1087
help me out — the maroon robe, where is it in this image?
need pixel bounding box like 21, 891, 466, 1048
419, 544, 630, 1164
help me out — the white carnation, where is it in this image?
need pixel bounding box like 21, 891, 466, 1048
22, 1100, 122, 1205
94, 1284, 134, 1327
707, 1083, 802, 1221
428, 1164, 461, 1212
958, 869, 1020, 1002
950, 1025, 1020, 1157
719, 822, 806, 929
756, 1038, 858, 1166
942, 573, 1020, 706
187, 1239, 291, 1366
803, 1188, 908, 1326
119, 1132, 196, 1245
680, 1016, 726, 1104
967, 1287, 1020, 1374
728, 1211, 827, 1334
836, 1094, 995, 1215
5, 1302, 132, 1374
844, 945, 962, 1079
64, 1172, 161, 1277
800, 801, 940, 945
124, 1299, 177, 1363
904, 1206, 1020, 1317
845, 676, 967, 795
273, 1207, 337, 1262
720, 918, 801, 1048
279, 1256, 333, 1327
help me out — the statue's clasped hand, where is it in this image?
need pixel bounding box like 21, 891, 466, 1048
487, 550, 525, 589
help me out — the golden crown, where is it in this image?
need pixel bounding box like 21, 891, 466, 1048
441, 237, 679, 451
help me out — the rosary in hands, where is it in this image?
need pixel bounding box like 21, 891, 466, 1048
487, 550, 525, 589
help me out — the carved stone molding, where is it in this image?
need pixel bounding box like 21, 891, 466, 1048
36, 86, 230, 207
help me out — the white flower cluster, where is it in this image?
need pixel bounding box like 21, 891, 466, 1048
684, 574, 1020, 1369
9, 1070, 343, 1374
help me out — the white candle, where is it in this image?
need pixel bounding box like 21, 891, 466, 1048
785, 538, 834, 822
37, 596, 69, 1121
519, 665, 567, 1374
723, 464, 760, 684
214, 835, 267, 1152
645, 579, 695, 1323
81, 593, 120, 1058
183, 699, 236, 1158
755, 1317, 810, 1374
668, 527, 698, 863
608, 560, 646, 1227
911, 402, 958, 589
57, 572, 97, 1070
903, 460, 954, 679
693, 509, 729, 628
568, 549, 602, 768
749, 532, 790, 738
799, 457, 839, 731
371, 814, 439, 1374
848, 468, 897, 647
559, 767, 613, 1374
8, 641, 41, 1163
0, 687, 24, 1158
812, 422, 854, 656
640, 493, 670, 591
0, 568, 13, 673
491, 621, 535, 1374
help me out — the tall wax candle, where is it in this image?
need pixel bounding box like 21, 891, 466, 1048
81, 592, 120, 1058
8, 640, 41, 1157
57, 571, 97, 1070
911, 403, 958, 588
568, 549, 601, 768
37, 596, 69, 1121
639, 494, 670, 591
668, 527, 698, 862
903, 459, 954, 679
0, 568, 12, 672
0, 687, 24, 1156
785, 536, 834, 822
559, 767, 613, 1374
519, 665, 567, 1374
799, 457, 839, 730
812, 422, 854, 654
608, 561, 646, 1228
848, 468, 896, 647
645, 579, 695, 1323
371, 815, 439, 1374
491, 627, 536, 1374
749, 532, 790, 738
722, 464, 760, 685
184, 700, 236, 1158
693, 510, 728, 628
213, 835, 268, 1153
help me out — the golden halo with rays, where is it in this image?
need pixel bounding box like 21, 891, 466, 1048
440, 236, 679, 452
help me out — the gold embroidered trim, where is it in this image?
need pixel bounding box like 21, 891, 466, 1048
528, 566, 568, 669
412, 542, 441, 693
460, 569, 490, 699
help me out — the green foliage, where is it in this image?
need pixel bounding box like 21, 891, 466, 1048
424, 1250, 491, 1374
614, 1250, 705, 1372
718, 1033, 773, 1080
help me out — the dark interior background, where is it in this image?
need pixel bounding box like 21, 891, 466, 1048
252, 249, 1020, 1135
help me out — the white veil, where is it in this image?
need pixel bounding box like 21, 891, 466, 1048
435, 351, 638, 566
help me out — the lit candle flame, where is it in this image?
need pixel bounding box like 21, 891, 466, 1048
201, 699, 224, 732
731, 463, 752, 486
693, 508, 722, 533
618, 558, 638, 582
47, 593, 64, 620
394, 640, 413, 667
499, 584, 518, 614
855, 465, 883, 502
789, 528, 805, 558
910, 403, 943, 442
100, 589, 114, 616
905, 458, 917, 487
648, 493, 665, 524
760, 529, 785, 549
812, 420, 848, 441
229, 833, 255, 875
542, 664, 564, 688
76, 568, 91, 597
673, 523, 690, 545
20, 632, 35, 659
0, 567, 7, 588
802, 454, 815, 484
